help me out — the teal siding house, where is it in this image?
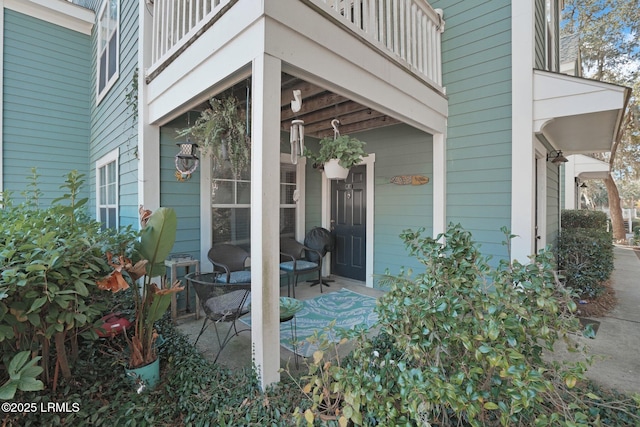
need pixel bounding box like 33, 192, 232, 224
1, 0, 629, 387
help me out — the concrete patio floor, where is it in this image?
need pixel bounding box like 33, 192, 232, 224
176, 247, 640, 395
175, 276, 384, 372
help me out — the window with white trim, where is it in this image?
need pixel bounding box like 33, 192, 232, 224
211, 159, 302, 248
96, 149, 119, 230
97, 0, 119, 101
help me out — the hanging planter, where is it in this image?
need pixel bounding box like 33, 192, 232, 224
322, 158, 349, 180
175, 95, 250, 177
305, 120, 366, 180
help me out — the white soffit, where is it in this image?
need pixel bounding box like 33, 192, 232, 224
533, 69, 630, 153
568, 154, 610, 180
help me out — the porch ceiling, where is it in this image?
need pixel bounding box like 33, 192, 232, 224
196, 73, 400, 139
278, 74, 400, 138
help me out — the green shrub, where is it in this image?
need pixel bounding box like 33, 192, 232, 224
561, 210, 608, 230
0, 170, 131, 391
340, 224, 597, 426
557, 228, 614, 298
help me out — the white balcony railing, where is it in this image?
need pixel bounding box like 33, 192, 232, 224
316, 0, 444, 86
149, 0, 233, 76
148, 0, 444, 87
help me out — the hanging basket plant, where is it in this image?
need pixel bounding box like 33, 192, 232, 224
305, 133, 366, 179
176, 95, 250, 176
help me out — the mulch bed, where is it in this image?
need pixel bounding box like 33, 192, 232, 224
574, 279, 617, 318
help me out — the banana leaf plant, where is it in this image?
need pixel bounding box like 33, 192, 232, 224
97, 207, 183, 368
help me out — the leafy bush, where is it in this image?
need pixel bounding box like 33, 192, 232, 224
340, 224, 601, 426
557, 217, 614, 298
3, 317, 304, 426
561, 209, 608, 230
0, 170, 128, 391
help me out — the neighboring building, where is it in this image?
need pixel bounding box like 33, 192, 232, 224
0, 0, 630, 387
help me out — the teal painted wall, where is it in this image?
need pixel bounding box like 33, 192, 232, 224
535, 0, 546, 69
3, 9, 91, 205
88, 0, 139, 228
304, 125, 433, 285
546, 162, 560, 249
431, 0, 512, 261
160, 116, 201, 259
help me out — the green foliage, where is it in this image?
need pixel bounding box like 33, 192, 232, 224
340, 224, 598, 426
557, 214, 614, 298
98, 207, 182, 369
0, 170, 125, 389
2, 318, 304, 426
281, 321, 350, 426
176, 95, 250, 176
0, 351, 44, 400
305, 135, 367, 169
561, 210, 608, 230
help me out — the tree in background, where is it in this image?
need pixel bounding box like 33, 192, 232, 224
562, 0, 639, 240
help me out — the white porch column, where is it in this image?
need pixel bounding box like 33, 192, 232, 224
251, 53, 282, 389
433, 132, 446, 237
511, 1, 536, 262
138, 0, 160, 210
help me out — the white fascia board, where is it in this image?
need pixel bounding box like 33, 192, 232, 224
146, 9, 263, 125
5, 0, 94, 34
533, 70, 629, 132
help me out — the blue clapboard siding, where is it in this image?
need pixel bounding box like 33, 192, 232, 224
88, 0, 139, 228
159, 117, 201, 260
431, 0, 512, 262
546, 162, 560, 248
3, 9, 91, 205
535, 0, 546, 69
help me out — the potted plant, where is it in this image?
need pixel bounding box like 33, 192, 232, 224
305, 134, 366, 180
97, 207, 183, 390
176, 95, 250, 177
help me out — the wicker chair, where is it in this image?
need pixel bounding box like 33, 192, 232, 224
208, 244, 252, 284
280, 237, 323, 297
186, 272, 251, 363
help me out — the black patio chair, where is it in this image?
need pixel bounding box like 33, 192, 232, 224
186, 272, 251, 363
304, 227, 335, 287
280, 237, 323, 297
208, 244, 251, 284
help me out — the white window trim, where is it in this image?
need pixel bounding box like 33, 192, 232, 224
96, 148, 119, 229
96, 0, 120, 103
200, 154, 307, 270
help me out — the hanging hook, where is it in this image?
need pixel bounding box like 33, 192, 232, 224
331, 119, 340, 140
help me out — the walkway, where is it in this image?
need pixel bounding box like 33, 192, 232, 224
552, 246, 640, 394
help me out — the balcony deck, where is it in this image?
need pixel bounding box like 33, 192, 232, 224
147, 0, 444, 91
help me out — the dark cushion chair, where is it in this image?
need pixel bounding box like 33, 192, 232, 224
208, 244, 252, 284
280, 237, 322, 297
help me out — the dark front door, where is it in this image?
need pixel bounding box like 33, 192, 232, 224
331, 165, 366, 281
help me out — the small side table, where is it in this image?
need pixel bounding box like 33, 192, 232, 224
165, 258, 200, 321
280, 297, 303, 368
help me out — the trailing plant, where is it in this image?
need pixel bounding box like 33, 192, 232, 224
97, 207, 183, 369
305, 134, 366, 169
340, 224, 603, 426
0, 170, 123, 390
176, 95, 250, 176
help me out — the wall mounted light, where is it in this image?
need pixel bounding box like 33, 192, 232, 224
175, 137, 199, 181
547, 150, 568, 165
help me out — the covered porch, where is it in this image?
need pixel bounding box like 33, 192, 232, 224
139, 0, 447, 388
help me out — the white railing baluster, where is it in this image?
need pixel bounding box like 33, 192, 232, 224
149, 0, 443, 89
